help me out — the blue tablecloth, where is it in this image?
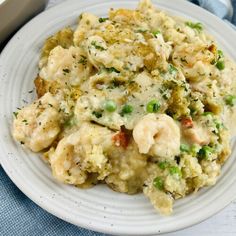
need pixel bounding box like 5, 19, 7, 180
1, 0, 236, 235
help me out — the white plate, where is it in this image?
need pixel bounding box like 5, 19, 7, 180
1, 0, 236, 235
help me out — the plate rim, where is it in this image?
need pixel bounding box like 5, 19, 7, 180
1, 0, 236, 235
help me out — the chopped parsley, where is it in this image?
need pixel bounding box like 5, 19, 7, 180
106, 67, 120, 73
168, 64, 178, 75
136, 29, 148, 33
203, 112, 213, 116
63, 115, 77, 128
91, 41, 106, 51
92, 110, 103, 118
214, 119, 223, 131
180, 57, 188, 63
22, 119, 28, 125
159, 88, 170, 100
78, 55, 87, 65
107, 79, 123, 89
185, 21, 203, 32
13, 112, 18, 118
99, 17, 108, 23
62, 68, 70, 73
152, 30, 161, 37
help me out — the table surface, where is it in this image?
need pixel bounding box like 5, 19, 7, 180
24, 0, 236, 235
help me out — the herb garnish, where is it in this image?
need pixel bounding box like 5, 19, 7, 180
91, 41, 106, 51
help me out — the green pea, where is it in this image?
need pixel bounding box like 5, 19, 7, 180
121, 104, 133, 115
146, 99, 160, 113
153, 177, 164, 190
158, 161, 169, 170
225, 95, 236, 107
169, 166, 182, 177
180, 144, 190, 153
216, 60, 225, 70
217, 50, 224, 58
198, 145, 213, 160
104, 100, 117, 112
215, 121, 223, 130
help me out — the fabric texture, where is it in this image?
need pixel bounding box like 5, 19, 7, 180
1, 0, 236, 235
191, 0, 236, 29
193, 0, 233, 20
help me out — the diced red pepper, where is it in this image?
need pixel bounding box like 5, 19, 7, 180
181, 117, 193, 128
112, 129, 131, 149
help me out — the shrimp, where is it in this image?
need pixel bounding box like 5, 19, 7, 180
12, 92, 61, 152
133, 114, 180, 158
49, 122, 114, 185
48, 131, 88, 185
183, 123, 210, 145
